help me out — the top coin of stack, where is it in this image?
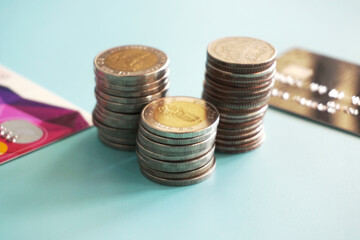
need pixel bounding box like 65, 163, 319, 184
136, 96, 219, 186
92, 45, 170, 151
202, 37, 276, 153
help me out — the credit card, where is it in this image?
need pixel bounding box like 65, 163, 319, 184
269, 48, 360, 137
0, 65, 93, 164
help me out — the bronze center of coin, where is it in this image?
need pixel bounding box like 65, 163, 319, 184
105, 49, 158, 72
153, 101, 206, 128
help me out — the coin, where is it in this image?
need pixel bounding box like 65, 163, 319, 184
207, 37, 276, 68
95, 93, 149, 113
136, 145, 215, 172
95, 74, 168, 92
138, 123, 216, 145
98, 133, 136, 151
139, 156, 215, 180
95, 85, 168, 104
137, 129, 216, 156
92, 116, 137, 138
98, 131, 137, 145
206, 61, 276, 82
215, 132, 265, 153
93, 45, 171, 152
93, 108, 139, 129
95, 104, 140, 121
94, 45, 169, 83
216, 127, 264, 144
216, 124, 263, 140
141, 96, 219, 138
140, 158, 216, 186
136, 139, 213, 161
216, 119, 262, 135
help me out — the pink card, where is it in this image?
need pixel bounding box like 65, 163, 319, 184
0, 65, 92, 164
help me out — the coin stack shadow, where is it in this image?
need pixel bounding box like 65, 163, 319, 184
92, 45, 170, 151
202, 37, 277, 153
136, 97, 219, 186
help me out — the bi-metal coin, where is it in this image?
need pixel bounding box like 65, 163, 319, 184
94, 45, 169, 83
139, 156, 215, 180
140, 158, 216, 186
96, 80, 170, 98
141, 96, 219, 139
136, 144, 215, 172
138, 123, 216, 145
137, 129, 216, 156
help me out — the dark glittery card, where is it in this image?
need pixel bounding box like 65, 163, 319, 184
269, 48, 360, 137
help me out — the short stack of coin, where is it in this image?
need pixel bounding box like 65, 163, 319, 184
136, 96, 219, 186
92, 45, 169, 151
202, 37, 276, 153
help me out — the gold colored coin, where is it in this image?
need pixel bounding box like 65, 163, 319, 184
105, 48, 158, 72
94, 45, 169, 80
153, 101, 205, 128
141, 96, 219, 138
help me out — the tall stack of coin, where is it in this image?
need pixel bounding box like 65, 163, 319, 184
136, 96, 219, 186
93, 45, 169, 151
202, 37, 276, 153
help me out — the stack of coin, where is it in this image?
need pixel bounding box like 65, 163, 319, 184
136, 96, 219, 186
92, 45, 169, 151
202, 37, 276, 153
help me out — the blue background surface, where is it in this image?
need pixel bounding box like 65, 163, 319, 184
1, 1, 359, 239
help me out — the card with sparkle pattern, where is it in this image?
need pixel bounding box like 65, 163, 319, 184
269, 48, 360, 137
0, 65, 92, 164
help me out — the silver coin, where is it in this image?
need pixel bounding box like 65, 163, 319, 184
219, 105, 268, 120
216, 120, 263, 135
140, 158, 216, 186
217, 118, 263, 130
98, 131, 136, 145
96, 81, 170, 98
203, 93, 270, 110
95, 104, 140, 121
136, 145, 215, 172
207, 37, 276, 68
95, 93, 148, 113
216, 124, 264, 140
137, 129, 216, 156
215, 102, 268, 114
207, 58, 275, 74
202, 86, 272, 104
95, 85, 168, 104
206, 61, 276, 81
220, 113, 265, 124
98, 133, 136, 151
96, 75, 168, 92
139, 123, 216, 145
215, 132, 265, 153
139, 156, 215, 179
136, 139, 214, 161
205, 70, 275, 89
93, 108, 139, 129
203, 81, 271, 100
216, 127, 264, 145
92, 115, 137, 138
94, 45, 169, 83
204, 76, 274, 96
